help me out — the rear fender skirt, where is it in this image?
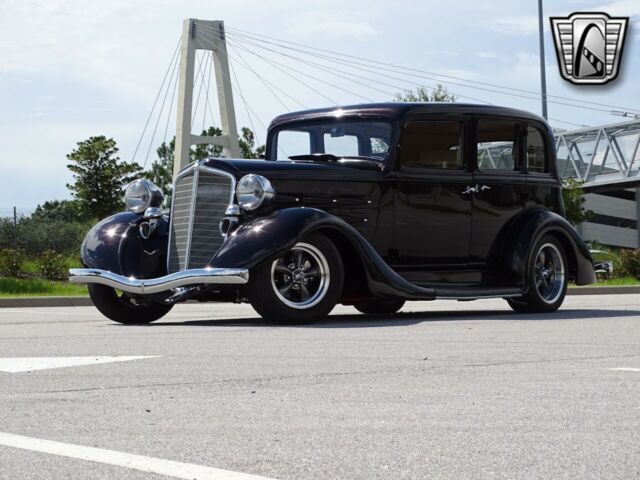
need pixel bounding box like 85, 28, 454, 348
79, 212, 169, 279
503, 209, 595, 286
210, 208, 436, 300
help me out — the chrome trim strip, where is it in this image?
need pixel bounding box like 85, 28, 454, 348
69, 267, 249, 294
185, 167, 199, 269
435, 293, 522, 300
166, 161, 238, 273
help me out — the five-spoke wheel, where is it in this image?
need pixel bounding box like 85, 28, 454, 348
248, 232, 344, 324
507, 234, 567, 313
271, 243, 330, 309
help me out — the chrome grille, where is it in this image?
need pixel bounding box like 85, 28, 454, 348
168, 166, 234, 273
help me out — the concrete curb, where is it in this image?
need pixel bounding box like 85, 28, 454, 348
567, 285, 640, 295
0, 296, 92, 308
0, 285, 636, 308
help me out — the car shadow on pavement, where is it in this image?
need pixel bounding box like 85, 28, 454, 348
151, 308, 640, 328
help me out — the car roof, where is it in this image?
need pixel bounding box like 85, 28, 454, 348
269, 102, 548, 129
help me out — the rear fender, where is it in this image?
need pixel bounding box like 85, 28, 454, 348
504, 209, 595, 286
210, 208, 436, 300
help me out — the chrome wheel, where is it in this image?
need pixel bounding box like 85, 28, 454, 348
270, 242, 330, 309
534, 243, 565, 304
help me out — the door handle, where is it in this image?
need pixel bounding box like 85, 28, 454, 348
478, 185, 492, 191
462, 186, 477, 195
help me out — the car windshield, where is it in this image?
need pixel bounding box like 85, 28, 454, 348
272, 120, 393, 162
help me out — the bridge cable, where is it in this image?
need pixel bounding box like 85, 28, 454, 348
143, 44, 181, 168
228, 34, 490, 105
226, 32, 618, 115
131, 35, 181, 164
225, 26, 640, 114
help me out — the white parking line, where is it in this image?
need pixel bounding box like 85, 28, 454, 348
609, 367, 640, 372
0, 431, 277, 480
0, 356, 158, 373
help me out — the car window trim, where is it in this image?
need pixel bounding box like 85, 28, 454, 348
398, 118, 468, 172
524, 122, 552, 176
472, 116, 524, 174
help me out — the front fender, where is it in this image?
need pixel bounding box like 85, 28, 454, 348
80, 212, 169, 279
504, 209, 595, 286
210, 208, 436, 300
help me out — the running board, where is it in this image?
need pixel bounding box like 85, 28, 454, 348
434, 287, 523, 300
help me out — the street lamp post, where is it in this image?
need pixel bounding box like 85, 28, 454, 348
538, 0, 548, 120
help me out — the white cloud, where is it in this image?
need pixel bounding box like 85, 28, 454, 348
285, 10, 378, 40
476, 51, 500, 59
593, 0, 640, 17
485, 15, 539, 36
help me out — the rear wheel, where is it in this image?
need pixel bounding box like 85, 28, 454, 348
507, 235, 567, 314
247, 232, 343, 324
88, 284, 173, 324
353, 298, 405, 315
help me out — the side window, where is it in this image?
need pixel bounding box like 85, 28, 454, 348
324, 132, 359, 157
477, 120, 519, 171
526, 126, 547, 173
400, 121, 464, 170
276, 130, 310, 160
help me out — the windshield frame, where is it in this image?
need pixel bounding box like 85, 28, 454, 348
266, 115, 396, 165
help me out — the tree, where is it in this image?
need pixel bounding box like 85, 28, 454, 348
66, 136, 143, 218
239, 127, 266, 159
144, 138, 175, 203
562, 178, 594, 226
394, 84, 457, 103
32, 199, 86, 222
145, 126, 264, 206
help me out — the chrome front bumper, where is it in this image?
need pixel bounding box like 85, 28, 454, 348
68, 268, 249, 295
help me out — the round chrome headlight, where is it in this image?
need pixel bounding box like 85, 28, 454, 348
236, 174, 275, 211
124, 179, 163, 214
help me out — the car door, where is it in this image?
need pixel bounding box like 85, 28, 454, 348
391, 118, 473, 284
470, 117, 527, 279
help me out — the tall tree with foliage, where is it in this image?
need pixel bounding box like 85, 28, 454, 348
562, 178, 594, 226
394, 84, 457, 102
145, 126, 265, 206
66, 136, 142, 218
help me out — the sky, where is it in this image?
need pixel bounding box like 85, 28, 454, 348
0, 0, 639, 211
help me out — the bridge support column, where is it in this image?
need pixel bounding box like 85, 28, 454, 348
173, 19, 241, 178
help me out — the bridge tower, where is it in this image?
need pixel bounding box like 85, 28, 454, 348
173, 19, 241, 177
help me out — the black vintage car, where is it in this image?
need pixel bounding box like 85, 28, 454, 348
70, 103, 595, 324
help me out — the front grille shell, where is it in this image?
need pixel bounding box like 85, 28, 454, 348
167, 163, 235, 273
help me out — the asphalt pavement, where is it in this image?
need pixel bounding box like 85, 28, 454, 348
0, 295, 639, 479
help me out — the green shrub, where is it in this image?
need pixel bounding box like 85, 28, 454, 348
0, 216, 93, 257
0, 248, 26, 277
37, 250, 67, 280
619, 249, 640, 279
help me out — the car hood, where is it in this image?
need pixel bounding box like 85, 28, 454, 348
200, 158, 383, 180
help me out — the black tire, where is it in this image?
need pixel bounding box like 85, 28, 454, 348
353, 298, 405, 315
507, 234, 568, 314
88, 284, 173, 324
247, 232, 344, 324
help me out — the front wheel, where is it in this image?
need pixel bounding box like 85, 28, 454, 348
507, 234, 567, 314
247, 232, 344, 324
88, 284, 173, 324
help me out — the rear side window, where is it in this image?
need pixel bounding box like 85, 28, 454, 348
477, 120, 519, 171
526, 126, 547, 173
400, 121, 464, 170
